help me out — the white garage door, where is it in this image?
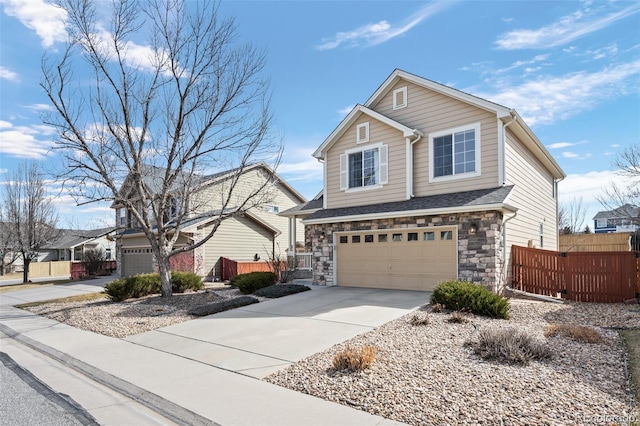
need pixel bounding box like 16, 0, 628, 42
122, 248, 154, 277
336, 227, 457, 291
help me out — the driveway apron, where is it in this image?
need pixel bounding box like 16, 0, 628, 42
125, 286, 430, 378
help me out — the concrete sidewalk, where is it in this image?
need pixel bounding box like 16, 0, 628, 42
0, 280, 428, 425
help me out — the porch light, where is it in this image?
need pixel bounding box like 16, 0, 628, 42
469, 224, 478, 235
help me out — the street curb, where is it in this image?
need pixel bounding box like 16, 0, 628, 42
0, 323, 219, 426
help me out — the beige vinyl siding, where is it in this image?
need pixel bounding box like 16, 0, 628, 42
202, 216, 274, 278
192, 167, 304, 256
504, 129, 558, 273
120, 235, 152, 247
326, 117, 407, 209
373, 80, 500, 197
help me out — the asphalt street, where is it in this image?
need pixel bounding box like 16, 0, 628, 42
0, 352, 98, 426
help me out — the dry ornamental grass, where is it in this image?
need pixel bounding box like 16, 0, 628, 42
332, 345, 378, 372
544, 323, 604, 344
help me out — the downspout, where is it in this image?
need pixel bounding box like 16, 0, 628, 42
500, 111, 517, 185
408, 132, 423, 198
502, 210, 517, 291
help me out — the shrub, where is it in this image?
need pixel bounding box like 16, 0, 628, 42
252, 284, 310, 298
104, 271, 203, 301
431, 280, 510, 319
466, 327, 551, 365
544, 324, 603, 344
332, 345, 378, 372
409, 313, 430, 326
230, 271, 277, 294
448, 311, 469, 324
188, 296, 259, 316
430, 303, 445, 313
171, 271, 203, 293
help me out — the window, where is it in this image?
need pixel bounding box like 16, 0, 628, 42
356, 122, 369, 143
408, 232, 418, 241
105, 248, 112, 260
423, 231, 435, 241
429, 123, 481, 181
119, 209, 126, 226
378, 234, 388, 242
596, 219, 607, 228
267, 204, 280, 214
340, 144, 388, 191
393, 86, 407, 110
539, 222, 544, 248
392, 233, 402, 241
364, 234, 374, 243
441, 231, 452, 240
352, 235, 361, 243
340, 236, 348, 244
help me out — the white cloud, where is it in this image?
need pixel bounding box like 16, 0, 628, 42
476, 61, 640, 126
547, 141, 586, 150
0, 168, 8, 174
317, 1, 452, 50
337, 104, 355, 116
495, 3, 640, 50
0, 65, 19, 81
0, 0, 67, 48
24, 103, 54, 112
562, 151, 592, 160
0, 121, 54, 159
496, 54, 549, 74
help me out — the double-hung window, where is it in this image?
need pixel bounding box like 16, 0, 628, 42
429, 123, 481, 182
340, 143, 388, 191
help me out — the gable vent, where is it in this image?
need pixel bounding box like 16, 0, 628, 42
393, 86, 408, 110
356, 122, 369, 143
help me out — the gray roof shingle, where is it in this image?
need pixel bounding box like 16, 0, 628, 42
305, 186, 514, 221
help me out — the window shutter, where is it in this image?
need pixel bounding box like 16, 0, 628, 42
379, 145, 388, 184
340, 154, 348, 190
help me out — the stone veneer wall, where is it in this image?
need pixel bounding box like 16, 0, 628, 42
306, 211, 504, 291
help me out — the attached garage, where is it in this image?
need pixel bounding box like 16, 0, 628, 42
335, 227, 457, 291
121, 247, 154, 277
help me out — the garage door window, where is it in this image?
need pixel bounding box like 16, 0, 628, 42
339, 236, 348, 244
352, 235, 361, 243
408, 232, 418, 241
423, 231, 435, 241
441, 231, 453, 240
392, 233, 402, 241
365, 235, 374, 243
378, 234, 388, 242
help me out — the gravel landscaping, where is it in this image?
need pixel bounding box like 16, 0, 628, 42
266, 300, 640, 425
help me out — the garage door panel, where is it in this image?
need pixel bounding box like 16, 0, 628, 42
337, 227, 457, 291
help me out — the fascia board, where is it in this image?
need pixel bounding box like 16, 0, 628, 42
302, 203, 518, 225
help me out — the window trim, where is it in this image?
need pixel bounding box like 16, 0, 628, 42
356, 122, 369, 144
428, 122, 481, 183
393, 86, 408, 110
340, 143, 388, 193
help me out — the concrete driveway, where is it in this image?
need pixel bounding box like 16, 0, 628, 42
126, 285, 430, 378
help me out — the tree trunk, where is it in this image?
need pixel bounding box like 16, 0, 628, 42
22, 258, 30, 283
157, 254, 173, 297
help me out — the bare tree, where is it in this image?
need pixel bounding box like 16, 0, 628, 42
41, 0, 281, 296
0, 211, 20, 276
2, 164, 60, 283
558, 196, 586, 234
598, 144, 640, 224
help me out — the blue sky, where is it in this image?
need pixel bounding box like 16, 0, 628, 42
1, 0, 639, 230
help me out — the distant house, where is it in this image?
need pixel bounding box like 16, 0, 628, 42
593, 204, 639, 234
282, 69, 565, 291
114, 163, 306, 280
39, 227, 116, 262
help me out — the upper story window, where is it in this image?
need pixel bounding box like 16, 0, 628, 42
118, 208, 126, 227
267, 204, 280, 214
596, 219, 607, 228
339, 143, 388, 192
429, 123, 481, 182
356, 122, 369, 144
393, 86, 407, 110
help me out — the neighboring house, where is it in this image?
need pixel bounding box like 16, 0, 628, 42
592, 204, 639, 233
114, 163, 306, 279
281, 69, 565, 292
38, 227, 116, 263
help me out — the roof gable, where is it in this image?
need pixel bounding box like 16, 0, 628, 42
312, 104, 422, 159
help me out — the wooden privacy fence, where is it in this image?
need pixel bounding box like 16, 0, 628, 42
220, 257, 273, 281
559, 232, 631, 252
511, 245, 639, 303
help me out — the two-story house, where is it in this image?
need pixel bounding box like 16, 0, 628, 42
115, 162, 306, 280
593, 204, 639, 233
282, 69, 565, 292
